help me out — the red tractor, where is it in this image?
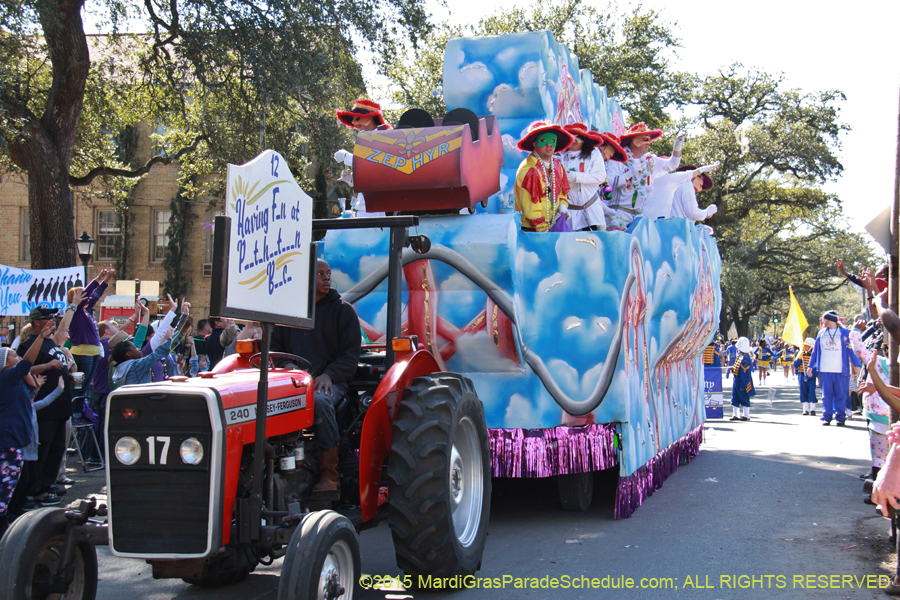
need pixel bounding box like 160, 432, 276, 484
0, 216, 492, 600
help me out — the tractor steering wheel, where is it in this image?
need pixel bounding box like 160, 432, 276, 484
248, 351, 312, 373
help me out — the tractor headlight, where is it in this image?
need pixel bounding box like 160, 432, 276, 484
180, 437, 204, 465
115, 436, 141, 465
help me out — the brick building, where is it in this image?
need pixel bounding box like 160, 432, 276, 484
2, 120, 224, 323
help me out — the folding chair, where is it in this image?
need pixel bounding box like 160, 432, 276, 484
68, 395, 104, 473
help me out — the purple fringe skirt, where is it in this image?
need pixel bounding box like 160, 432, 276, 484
488, 424, 617, 478
613, 425, 704, 519
488, 424, 703, 520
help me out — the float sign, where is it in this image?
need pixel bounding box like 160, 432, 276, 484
704, 366, 723, 419
222, 150, 315, 327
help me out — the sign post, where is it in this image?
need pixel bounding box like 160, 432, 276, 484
209, 150, 316, 538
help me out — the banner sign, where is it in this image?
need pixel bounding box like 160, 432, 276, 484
221, 150, 315, 327
0, 265, 86, 316
704, 366, 723, 419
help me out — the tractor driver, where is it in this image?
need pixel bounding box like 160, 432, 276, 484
271, 259, 361, 493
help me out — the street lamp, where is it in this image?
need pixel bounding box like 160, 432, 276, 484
75, 231, 96, 270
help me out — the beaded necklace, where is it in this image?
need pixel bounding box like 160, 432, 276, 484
824, 326, 840, 350
535, 154, 558, 226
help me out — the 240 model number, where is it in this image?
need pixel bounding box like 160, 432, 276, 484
225, 394, 306, 425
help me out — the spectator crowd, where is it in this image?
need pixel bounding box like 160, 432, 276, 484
0, 267, 265, 537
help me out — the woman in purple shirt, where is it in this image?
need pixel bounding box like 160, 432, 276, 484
68, 268, 115, 396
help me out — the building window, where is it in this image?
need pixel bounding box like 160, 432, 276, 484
19, 209, 30, 262
153, 209, 172, 261
95, 210, 121, 262
152, 123, 168, 158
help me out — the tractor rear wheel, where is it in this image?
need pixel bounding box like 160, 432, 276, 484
388, 373, 491, 578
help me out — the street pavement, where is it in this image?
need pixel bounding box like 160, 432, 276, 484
57, 370, 897, 599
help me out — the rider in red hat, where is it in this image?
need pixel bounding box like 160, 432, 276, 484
559, 124, 626, 232
334, 99, 390, 217
606, 123, 686, 231
514, 121, 574, 232
335, 98, 390, 131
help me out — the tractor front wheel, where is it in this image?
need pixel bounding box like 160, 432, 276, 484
277, 511, 360, 600
0, 507, 98, 600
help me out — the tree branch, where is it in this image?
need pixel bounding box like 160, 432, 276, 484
69, 134, 206, 186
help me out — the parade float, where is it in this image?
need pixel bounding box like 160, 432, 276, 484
328, 30, 720, 517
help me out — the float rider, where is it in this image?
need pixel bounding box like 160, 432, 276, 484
334, 98, 390, 217
513, 121, 574, 232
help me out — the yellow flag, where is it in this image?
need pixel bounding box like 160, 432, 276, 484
782, 286, 809, 348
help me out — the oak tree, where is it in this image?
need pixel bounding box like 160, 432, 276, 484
0, 0, 431, 268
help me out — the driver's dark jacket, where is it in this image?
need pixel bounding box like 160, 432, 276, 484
271, 289, 361, 384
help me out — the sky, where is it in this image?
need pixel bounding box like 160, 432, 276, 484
420, 0, 900, 241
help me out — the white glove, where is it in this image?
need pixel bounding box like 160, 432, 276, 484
705, 204, 718, 218
567, 170, 579, 184
558, 204, 569, 214
338, 169, 353, 185
673, 133, 687, 153
696, 162, 719, 173
334, 149, 353, 166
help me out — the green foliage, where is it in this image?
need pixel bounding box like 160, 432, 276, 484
788, 284, 868, 338
105, 181, 137, 278
162, 187, 192, 299
678, 66, 873, 336
381, 0, 686, 129
716, 198, 878, 336
0, 0, 432, 267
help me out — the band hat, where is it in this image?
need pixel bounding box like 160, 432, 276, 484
563, 123, 605, 144
675, 164, 714, 190
597, 132, 628, 162
335, 99, 390, 129
619, 122, 664, 142
736, 337, 751, 354
516, 121, 574, 153
28, 306, 58, 323
823, 310, 839, 323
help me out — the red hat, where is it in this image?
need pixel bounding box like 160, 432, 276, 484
597, 132, 628, 162
563, 123, 604, 143
517, 121, 574, 153
335, 99, 389, 129
675, 165, 714, 190
619, 122, 664, 143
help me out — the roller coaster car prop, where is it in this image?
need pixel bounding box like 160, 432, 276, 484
352, 112, 503, 213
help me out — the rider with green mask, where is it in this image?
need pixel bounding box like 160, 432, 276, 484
514, 121, 574, 232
